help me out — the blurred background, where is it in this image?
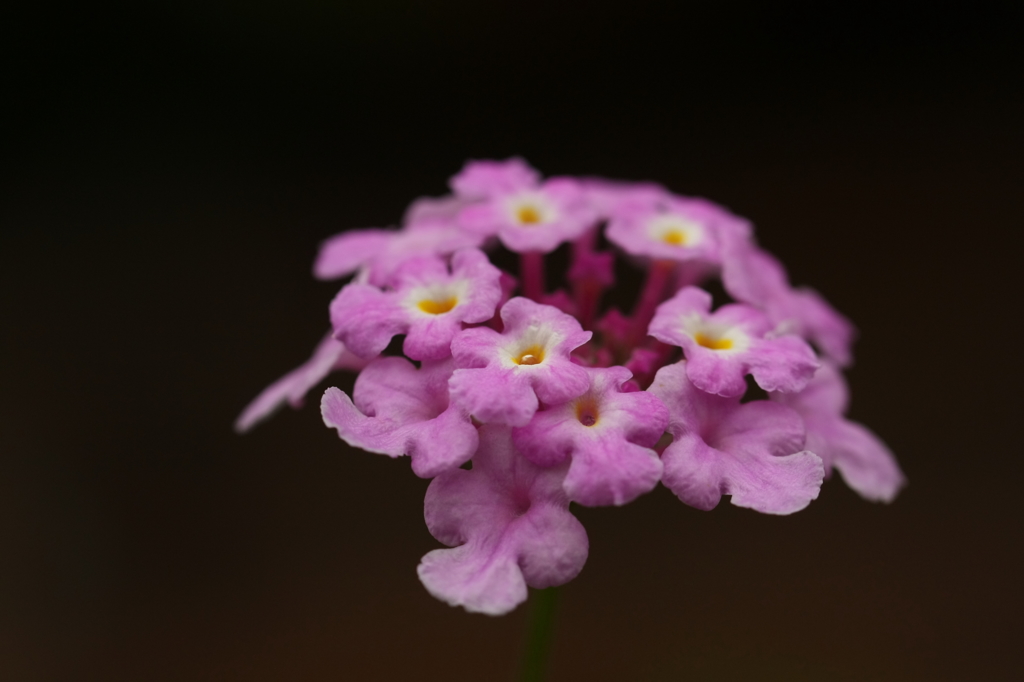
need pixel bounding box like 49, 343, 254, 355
2, 1, 1022, 680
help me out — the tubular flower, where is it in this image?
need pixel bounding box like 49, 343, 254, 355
649, 362, 824, 515
512, 366, 668, 506
448, 297, 592, 427
605, 195, 732, 265
418, 425, 589, 615
648, 286, 819, 398
321, 357, 477, 479
454, 159, 596, 254
329, 248, 503, 361
238, 158, 904, 615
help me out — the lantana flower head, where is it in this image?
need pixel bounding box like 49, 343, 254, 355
238, 158, 904, 616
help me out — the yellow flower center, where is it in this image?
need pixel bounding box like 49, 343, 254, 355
513, 345, 545, 366
517, 206, 542, 224
662, 229, 687, 245
417, 297, 458, 315
694, 332, 733, 350
575, 396, 600, 427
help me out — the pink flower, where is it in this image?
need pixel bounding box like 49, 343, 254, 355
320, 357, 477, 478
448, 297, 593, 427
330, 248, 503, 361
512, 366, 668, 506
648, 286, 819, 397
649, 362, 824, 515
454, 160, 596, 254
606, 195, 743, 265
234, 334, 369, 433
771, 362, 905, 502
418, 424, 589, 615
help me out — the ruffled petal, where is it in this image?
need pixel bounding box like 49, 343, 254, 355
650, 362, 823, 515
682, 347, 750, 398
562, 432, 663, 506
449, 298, 592, 426
450, 158, 540, 198
513, 366, 667, 506
403, 315, 464, 361
329, 284, 407, 358
827, 420, 906, 503
747, 335, 819, 394
418, 426, 588, 615
449, 367, 538, 427
321, 357, 477, 477
314, 229, 391, 280
772, 362, 904, 502
710, 401, 823, 514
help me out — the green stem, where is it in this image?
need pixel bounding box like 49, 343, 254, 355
519, 587, 559, 682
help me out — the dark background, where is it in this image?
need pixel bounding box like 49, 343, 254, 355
2, 2, 1022, 680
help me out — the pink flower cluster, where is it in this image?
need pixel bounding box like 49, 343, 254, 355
237, 158, 905, 615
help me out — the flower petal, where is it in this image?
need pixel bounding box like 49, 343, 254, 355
418, 426, 588, 615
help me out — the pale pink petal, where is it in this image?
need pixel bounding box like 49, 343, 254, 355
321, 357, 478, 478
649, 363, 823, 515
330, 249, 503, 361
235, 334, 368, 432
449, 158, 540, 198
418, 425, 588, 615
314, 229, 391, 280
513, 366, 667, 506
449, 298, 592, 426
772, 362, 905, 502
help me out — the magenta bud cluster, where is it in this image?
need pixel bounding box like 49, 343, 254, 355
237, 158, 905, 615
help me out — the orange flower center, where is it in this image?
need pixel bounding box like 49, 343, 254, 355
694, 332, 733, 350
418, 297, 458, 315
514, 345, 545, 365
662, 229, 686, 245
517, 206, 542, 224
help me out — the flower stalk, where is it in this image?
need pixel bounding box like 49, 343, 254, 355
627, 258, 675, 349
520, 587, 559, 682
520, 251, 546, 301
